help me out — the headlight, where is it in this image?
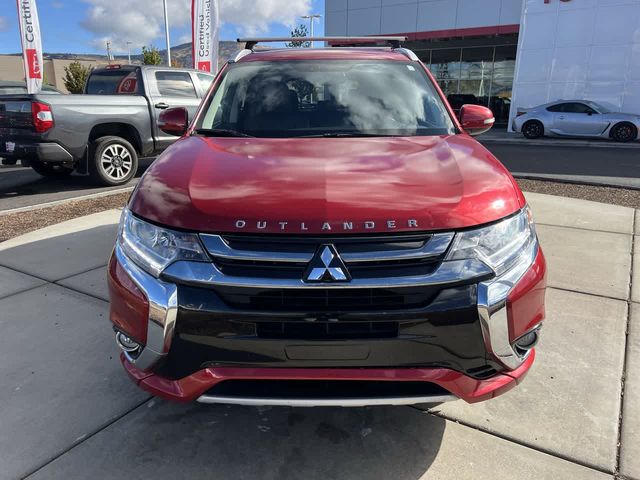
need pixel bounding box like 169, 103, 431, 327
446, 207, 536, 277
118, 208, 208, 277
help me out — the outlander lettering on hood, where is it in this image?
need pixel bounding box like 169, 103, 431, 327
107, 37, 547, 408
234, 219, 420, 231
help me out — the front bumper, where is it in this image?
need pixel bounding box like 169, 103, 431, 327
108, 237, 547, 406
121, 350, 535, 405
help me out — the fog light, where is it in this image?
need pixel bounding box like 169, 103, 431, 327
115, 331, 141, 353
513, 328, 540, 356
516, 330, 539, 350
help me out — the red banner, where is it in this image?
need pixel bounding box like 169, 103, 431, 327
16, 0, 44, 93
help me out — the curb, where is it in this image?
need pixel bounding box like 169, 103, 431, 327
513, 174, 640, 191
0, 187, 134, 216
480, 137, 640, 150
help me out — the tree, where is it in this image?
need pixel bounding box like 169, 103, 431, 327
142, 45, 163, 65
62, 61, 92, 94
286, 24, 311, 48
171, 58, 184, 68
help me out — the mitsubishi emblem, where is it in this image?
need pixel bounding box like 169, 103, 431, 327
303, 245, 351, 282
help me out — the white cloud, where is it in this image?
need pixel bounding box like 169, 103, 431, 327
81, 0, 311, 51
0, 16, 9, 32
178, 33, 192, 45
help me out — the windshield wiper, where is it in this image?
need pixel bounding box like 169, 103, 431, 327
195, 128, 254, 138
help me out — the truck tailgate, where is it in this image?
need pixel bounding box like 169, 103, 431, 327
0, 96, 34, 130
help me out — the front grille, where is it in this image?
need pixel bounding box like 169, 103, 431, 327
256, 321, 399, 339
215, 285, 440, 311
191, 232, 460, 313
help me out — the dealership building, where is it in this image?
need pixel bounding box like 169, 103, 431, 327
325, 0, 640, 127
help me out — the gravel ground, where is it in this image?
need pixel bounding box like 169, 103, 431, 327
0, 179, 638, 242
0, 192, 130, 242
517, 179, 640, 209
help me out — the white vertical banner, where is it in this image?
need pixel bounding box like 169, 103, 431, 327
16, 0, 44, 94
192, 0, 219, 74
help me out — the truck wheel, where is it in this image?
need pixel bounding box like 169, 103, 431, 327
89, 136, 138, 186
31, 161, 74, 178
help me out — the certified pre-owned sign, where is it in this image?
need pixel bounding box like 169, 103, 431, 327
16, 0, 43, 94
191, 0, 220, 74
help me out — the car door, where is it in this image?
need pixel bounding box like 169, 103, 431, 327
554, 102, 607, 136
148, 70, 202, 150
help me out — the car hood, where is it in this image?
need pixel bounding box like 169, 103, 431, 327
129, 135, 525, 234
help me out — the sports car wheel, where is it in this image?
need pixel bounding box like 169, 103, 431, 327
611, 123, 638, 143
522, 120, 544, 139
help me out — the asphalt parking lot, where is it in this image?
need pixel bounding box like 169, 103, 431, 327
0, 158, 152, 211
0, 192, 638, 479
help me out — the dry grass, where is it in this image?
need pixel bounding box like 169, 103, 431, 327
0, 192, 130, 242
517, 179, 640, 209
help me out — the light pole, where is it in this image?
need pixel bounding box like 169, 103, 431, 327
106, 40, 112, 65
162, 0, 171, 66
126, 41, 132, 65
301, 14, 322, 47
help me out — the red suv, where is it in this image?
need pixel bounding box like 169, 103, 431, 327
108, 37, 546, 407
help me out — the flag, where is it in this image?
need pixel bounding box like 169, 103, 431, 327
191, 0, 219, 74
16, 0, 44, 94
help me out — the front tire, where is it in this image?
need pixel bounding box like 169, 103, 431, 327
522, 120, 544, 139
611, 122, 638, 143
89, 136, 138, 186
31, 161, 74, 178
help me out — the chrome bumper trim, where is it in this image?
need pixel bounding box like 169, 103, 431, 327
199, 232, 454, 264
115, 245, 178, 371
161, 257, 492, 289
200, 234, 314, 263
477, 239, 539, 370
196, 394, 458, 407
341, 233, 454, 263
114, 232, 540, 375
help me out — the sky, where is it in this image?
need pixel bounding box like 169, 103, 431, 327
0, 0, 325, 55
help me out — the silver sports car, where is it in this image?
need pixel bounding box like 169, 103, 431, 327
512, 100, 640, 143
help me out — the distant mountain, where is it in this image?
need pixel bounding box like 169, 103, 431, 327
7, 41, 240, 69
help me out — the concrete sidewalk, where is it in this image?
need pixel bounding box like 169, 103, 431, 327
0, 194, 638, 480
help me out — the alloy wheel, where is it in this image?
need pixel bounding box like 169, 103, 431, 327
524, 122, 542, 139
100, 144, 133, 181
613, 124, 635, 142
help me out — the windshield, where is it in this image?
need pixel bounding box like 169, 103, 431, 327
196, 60, 455, 138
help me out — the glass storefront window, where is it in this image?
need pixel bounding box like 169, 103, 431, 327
490, 46, 518, 123
425, 43, 517, 124
430, 49, 461, 97
459, 47, 495, 104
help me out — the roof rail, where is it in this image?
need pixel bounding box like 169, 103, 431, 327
237, 36, 408, 50
229, 49, 253, 63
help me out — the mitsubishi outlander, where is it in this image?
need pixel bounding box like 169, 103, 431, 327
108, 37, 547, 407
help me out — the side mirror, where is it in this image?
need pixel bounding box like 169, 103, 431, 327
459, 104, 495, 136
158, 107, 188, 136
